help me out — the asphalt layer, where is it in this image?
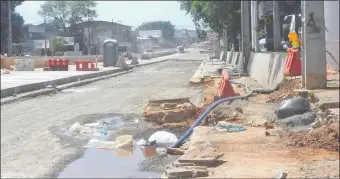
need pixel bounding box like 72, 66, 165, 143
1, 59, 203, 178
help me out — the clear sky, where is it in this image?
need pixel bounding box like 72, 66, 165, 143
15, 1, 196, 30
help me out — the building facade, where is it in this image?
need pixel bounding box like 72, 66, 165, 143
69, 21, 132, 55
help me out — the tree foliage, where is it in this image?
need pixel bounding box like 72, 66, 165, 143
178, 1, 241, 43
136, 21, 175, 41
51, 36, 67, 52
0, 1, 25, 52
38, 1, 97, 32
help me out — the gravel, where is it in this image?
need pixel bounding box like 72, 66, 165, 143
1, 59, 203, 178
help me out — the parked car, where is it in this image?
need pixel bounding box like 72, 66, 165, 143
141, 49, 154, 59
177, 46, 185, 53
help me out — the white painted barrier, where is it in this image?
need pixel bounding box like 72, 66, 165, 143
14, 59, 35, 71
247, 52, 287, 89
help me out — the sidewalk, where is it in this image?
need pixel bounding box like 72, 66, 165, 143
1, 52, 186, 99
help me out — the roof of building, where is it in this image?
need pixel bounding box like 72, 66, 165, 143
72, 20, 132, 28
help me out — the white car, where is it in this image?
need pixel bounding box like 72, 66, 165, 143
141, 50, 154, 59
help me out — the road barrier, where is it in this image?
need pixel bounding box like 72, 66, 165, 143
283, 48, 302, 77
75, 60, 95, 71
218, 70, 236, 98
47, 59, 69, 71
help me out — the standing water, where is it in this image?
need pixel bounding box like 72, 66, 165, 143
54, 115, 180, 178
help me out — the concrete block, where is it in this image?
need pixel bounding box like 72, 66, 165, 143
226, 51, 234, 64
316, 91, 340, 109
219, 51, 225, 62
247, 52, 287, 89
14, 59, 35, 71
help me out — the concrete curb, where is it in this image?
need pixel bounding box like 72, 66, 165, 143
1, 57, 202, 105
190, 61, 205, 84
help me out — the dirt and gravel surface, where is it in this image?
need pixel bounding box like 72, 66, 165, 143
1, 59, 203, 178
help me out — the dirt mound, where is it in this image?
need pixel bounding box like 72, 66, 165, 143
142, 98, 198, 125
268, 79, 301, 103
288, 123, 339, 152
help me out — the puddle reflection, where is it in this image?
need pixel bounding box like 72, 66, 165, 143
58, 144, 162, 178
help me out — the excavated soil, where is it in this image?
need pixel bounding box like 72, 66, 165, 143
267, 78, 301, 103
288, 123, 339, 152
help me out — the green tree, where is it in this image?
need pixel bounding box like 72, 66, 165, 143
178, 1, 241, 46
136, 21, 175, 41
0, 1, 25, 53
38, 1, 97, 32
51, 36, 67, 52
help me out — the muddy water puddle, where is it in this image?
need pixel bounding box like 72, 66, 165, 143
58, 145, 161, 178
53, 114, 180, 178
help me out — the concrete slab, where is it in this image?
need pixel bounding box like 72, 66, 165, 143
315, 91, 340, 109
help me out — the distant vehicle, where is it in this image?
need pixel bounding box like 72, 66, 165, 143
177, 46, 184, 53
141, 49, 154, 59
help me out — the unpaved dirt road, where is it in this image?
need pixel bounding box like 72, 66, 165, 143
1, 58, 203, 177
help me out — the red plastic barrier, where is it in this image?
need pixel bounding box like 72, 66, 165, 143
75, 60, 94, 71
284, 48, 302, 76
47, 59, 69, 71
218, 70, 236, 98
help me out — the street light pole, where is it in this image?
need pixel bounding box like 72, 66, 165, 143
8, 0, 12, 57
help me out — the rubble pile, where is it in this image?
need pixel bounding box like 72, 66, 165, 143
267, 78, 301, 103
288, 122, 339, 152
142, 98, 198, 126
1, 68, 11, 74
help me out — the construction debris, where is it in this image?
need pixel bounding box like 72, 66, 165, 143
115, 135, 133, 148
1, 68, 10, 74
166, 148, 186, 155
165, 166, 209, 178
288, 123, 339, 152
267, 79, 301, 103
142, 98, 198, 125
115, 56, 128, 67
130, 55, 139, 65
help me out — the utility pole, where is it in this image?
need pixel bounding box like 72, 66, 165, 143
87, 16, 91, 55
302, 1, 327, 89
44, 16, 47, 57
112, 18, 114, 39
8, 0, 12, 57
273, 1, 281, 51
241, 1, 251, 73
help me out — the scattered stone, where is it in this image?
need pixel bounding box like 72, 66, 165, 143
115, 135, 133, 148
160, 103, 178, 109
166, 148, 186, 155
115, 56, 128, 67
177, 153, 224, 167
166, 166, 208, 178
130, 55, 139, 65
274, 171, 288, 179
69, 122, 82, 132
172, 162, 195, 167
143, 99, 197, 125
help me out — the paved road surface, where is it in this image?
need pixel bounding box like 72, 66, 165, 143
1, 51, 204, 178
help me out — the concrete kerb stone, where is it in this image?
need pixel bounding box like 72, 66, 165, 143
0, 57, 202, 104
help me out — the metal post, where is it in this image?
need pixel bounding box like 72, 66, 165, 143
302, 1, 327, 89
241, 1, 251, 73
44, 16, 47, 57
112, 18, 114, 39
273, 1, 281, 51
8, 0, 12, 57
254, 1, 259, 52
251, 1, 255, 51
